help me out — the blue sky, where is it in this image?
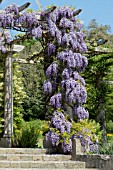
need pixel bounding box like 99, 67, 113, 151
1, 0, 113, 32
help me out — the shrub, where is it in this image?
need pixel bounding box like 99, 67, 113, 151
13, 119, 49, 148
99, 141, 113, 155
107, 120, 113, 134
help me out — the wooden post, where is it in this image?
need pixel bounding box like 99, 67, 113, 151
0, 45, 24, 147
3, 53, 13, 147
0, 53, 13, 147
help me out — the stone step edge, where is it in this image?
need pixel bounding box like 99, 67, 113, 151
0, 154, 72, 161
0, 169, 92, 170
0, 160, 86, 168
0, 148, 47, 154
0, 160, 85, 166
0, 160, 83, 163
0, 153, 71, 156
0, 148, 46, 151
0, 169, 89, 170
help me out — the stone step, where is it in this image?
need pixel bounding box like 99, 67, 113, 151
0, 168, 99, 170
0, 148, 46, 154
0, 154, 71, 161
0, 160, 85, 169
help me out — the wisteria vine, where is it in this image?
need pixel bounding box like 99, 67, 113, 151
0, 4, 98, 153
43, 6, 98, 153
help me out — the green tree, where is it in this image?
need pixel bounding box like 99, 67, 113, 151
13, 62, 26, 136
84, 19, 113, 143
16, 39, 45, 121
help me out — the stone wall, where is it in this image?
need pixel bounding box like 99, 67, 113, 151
72, 154, 113, 170
71, 138, 113, 170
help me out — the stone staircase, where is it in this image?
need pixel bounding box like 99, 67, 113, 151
0, 148, 99, 169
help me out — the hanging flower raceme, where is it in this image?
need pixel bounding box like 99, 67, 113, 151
46, 110, 72, 152
62, 77, 87, 104
62, 138, 72, 153
57, 50, 88, 69
47, 43, 56, 56
46, 62, 58, 79
31, 25, 42, 39
18, 12, 40, 28
0, 30, 11, 53
59, 17, 74, 31
5, 4, 19, 15
65, 84, 87, 104
51, 110, 72, 133
73, 71, 85, 86
50, 93, 62, 109
74, 105, 89, 120
46, 130, 60, 146
43, 80, 53, 95
62, 68, 72, 80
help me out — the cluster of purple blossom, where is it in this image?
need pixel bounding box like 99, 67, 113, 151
43, 80, 53, 95
62, 138, 72, 153
46, 62, 58, 78
0, 30, 11, 53
46, 110, 72, 152
5, 4, 19, 15
46, 7, 87, 53
47, 43, 56, 56
74, 105, 89, 120
18, 12, 40, 28
61, 76, 87, 106
49, 6, 74, 22
57, 50, 88, 70
66, 84, 87, 105
50, 93, 62, 109
0, 13, 14, 28
0, 4, 43, 51
74, 133, 98, 154
46, 130, 60, 146
59, 17, 74, 31
51, 110, 72, 133
31, 26, 42, 39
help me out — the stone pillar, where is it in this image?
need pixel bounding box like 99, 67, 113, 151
72, 138, 85, 160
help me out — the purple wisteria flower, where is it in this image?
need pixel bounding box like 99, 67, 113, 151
62, 138, 72, 153
50, 93, 62, 109
31, 26, 42, 38
46, 130, 60, 146
19, 12, 39, 27
43, 80, 52, 95
73, 71, 85, 86
47, 43, 56, 56
62, 68, 72, 80
46, 62, 58, 78
5, 4, 19, 15
0, 30, 11, 53
60, 17, 74, 31
51, 110, 72, 133
73, 105, 89, 120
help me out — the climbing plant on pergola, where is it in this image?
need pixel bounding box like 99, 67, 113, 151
0, 2, 100, 153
